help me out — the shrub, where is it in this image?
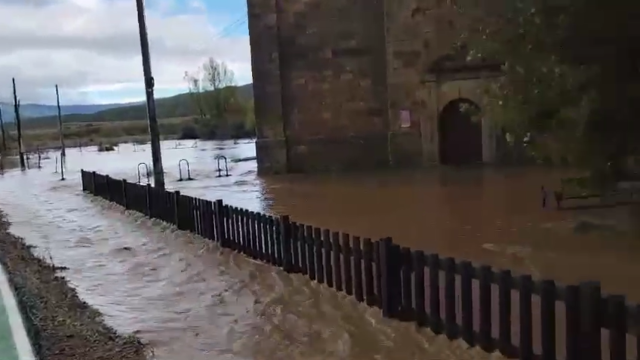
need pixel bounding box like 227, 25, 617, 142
97, 143, 116, 152
178, 124, 200, 140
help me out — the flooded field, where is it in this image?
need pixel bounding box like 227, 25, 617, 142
0, 140, 637, 359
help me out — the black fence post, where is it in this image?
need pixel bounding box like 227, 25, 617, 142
400, 246, 413, 320
91, 171, 97, 194
363, 239, 375, 306
428, 253, 442, 334
352, 237, 362, 301
460, 261, 474, 346
105, 175, 112, 201
215, 199, 225, 246
332, 232, 342, 291
478, 265, 494, 352
412, 250, 426, 327
280, 215, 293, 272
146, 183, 152, 217
579, 282, 602, 360
81, 170, 86, 191
325, 230, 335, 288
519, 275, 534, 360
443, 257, 457, 340
607, 295, 627, 360
379, 237, 393, 318
564, 285, 580, 360
174, 191, 181, 228
540, 279, 557, 360
342, 233, 351, 293
122, 179, 128, 209
497, 269, 513, 356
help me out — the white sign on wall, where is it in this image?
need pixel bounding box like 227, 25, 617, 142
399, 110, 411, 128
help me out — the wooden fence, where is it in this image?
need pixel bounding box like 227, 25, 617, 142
80, 169, 640, 360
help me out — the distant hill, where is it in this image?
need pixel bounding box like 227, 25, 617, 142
0, 102, 138, 122
0, 83, 253, 128
9, 83, 254, 128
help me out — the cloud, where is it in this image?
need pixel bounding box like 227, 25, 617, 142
0, 0, 251, 105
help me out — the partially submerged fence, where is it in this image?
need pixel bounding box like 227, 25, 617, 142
80, 169, 639, 360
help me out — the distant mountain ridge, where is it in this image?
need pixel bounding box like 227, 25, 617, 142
0, 101, 141, 122
0, 83, 253, 124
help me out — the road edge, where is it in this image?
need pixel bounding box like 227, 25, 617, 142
0, 263, 36, 360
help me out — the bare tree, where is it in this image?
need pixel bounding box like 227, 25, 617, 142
183, 70, 207, 119
184, 58, 238, 139
201, 57, 236, 120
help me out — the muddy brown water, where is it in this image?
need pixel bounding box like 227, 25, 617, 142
0, 140, 638, 359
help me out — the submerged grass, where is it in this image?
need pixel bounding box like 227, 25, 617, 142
0, 210, 150, 360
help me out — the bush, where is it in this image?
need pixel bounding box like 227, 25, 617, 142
97, 143, 116, 152
178, 124, 200, 140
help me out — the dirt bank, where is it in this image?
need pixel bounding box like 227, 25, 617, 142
0, 211, 149, 360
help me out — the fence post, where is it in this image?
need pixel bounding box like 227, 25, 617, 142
105, 175, 112, 201
146, 183, 152, 217
173, 191, 181, 228
121, 179, 128, 209
91, 171, 97, 194
81, 170, 86, 191
379, 237, 394, 318
564, 285, 580, 360
579, 282, 602, 360
540, 279, 557, 360
280, 215, 293, 273
607, 295, 627, 360
215, 199, 226, 246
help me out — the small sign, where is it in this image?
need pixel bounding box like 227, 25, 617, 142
400, 110, 411, 128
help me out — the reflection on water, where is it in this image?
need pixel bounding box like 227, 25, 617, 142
0, 140, 637, 359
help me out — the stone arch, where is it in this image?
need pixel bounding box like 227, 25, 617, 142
438, 98, 483, 165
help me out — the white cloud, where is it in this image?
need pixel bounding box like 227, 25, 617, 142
0, 0, 251, 105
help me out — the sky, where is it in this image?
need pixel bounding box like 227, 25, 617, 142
0, 0, 251, 105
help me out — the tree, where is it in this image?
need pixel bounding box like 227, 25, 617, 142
185, 58, 246, 138
456, 0, 640, 182
183, 69, 207, 119
201, 57, 237, 121
244, 100, 256, 137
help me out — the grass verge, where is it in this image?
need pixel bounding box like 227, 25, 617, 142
0, 211, 149, 360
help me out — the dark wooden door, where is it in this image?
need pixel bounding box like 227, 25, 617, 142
438, 99, 483, 165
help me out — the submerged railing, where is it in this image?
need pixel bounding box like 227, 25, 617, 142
80, 169, 639, 360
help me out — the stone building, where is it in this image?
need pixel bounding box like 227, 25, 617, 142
247, 0, 503, 174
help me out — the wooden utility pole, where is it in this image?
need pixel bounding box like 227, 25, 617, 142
55, 85, 65, 180
135, 0, 165, 190
12, 78, 25, 170
0, 107, 6, 152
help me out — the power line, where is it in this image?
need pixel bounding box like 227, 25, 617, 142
214, 16, 247, 40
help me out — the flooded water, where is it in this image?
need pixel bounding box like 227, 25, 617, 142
0, 140, 638, 359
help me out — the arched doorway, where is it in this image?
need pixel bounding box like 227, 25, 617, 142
438, 98, 483, 165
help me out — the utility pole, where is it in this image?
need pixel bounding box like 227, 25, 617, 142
55, 85, 65, 180
0, 107, 6, 152
135, 0, 165, 190
12, 78, 25, 170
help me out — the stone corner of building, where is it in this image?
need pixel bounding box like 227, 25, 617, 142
255, 138, 288, 175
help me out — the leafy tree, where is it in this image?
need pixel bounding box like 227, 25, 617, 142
457, 0, 640, 182
244, 100, 256, 136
